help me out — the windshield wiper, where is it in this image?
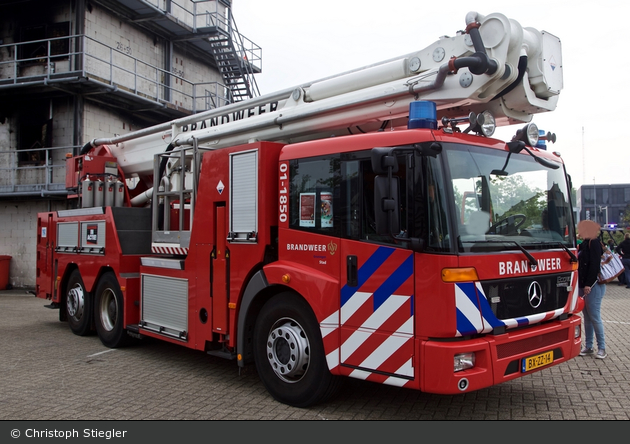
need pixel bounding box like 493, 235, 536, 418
500, 240, 538, 267
463, 239, 537, 267
527, 241, 578, 263
555, 242, 578, 262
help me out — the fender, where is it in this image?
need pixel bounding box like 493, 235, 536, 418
236, 262, 341, 367
236, 269, 270, 367
262, 260, 340, 323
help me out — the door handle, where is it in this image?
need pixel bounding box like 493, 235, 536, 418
347, 255, 358, 287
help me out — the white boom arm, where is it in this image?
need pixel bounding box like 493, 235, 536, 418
82, 11, 562, 181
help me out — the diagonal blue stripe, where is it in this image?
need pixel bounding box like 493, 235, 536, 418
458, 282, 478, 305
456, 282, 481, 335
456, 308, 478, 336
373, 254, 413, 311
340, 246, 395, 306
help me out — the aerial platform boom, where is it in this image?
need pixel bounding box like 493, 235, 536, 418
80, 11, 562, 184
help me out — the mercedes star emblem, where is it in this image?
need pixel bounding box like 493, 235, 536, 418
528, 281, 543, 308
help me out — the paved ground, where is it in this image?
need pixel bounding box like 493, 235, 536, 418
1, 284, 629, 421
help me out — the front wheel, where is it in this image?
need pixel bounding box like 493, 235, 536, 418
94, 272, 129, 348
253, 293, 343, 407
65, 269, 92, 336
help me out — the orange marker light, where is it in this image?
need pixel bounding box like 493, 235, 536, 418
442, 267, 479, 282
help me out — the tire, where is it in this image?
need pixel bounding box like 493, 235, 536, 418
253, 293, 343, 407
94, 272, 129, 348
65, 269, 92, 336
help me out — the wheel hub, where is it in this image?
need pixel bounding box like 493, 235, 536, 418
67, 285, 84, 319
266, 318, 310, 383
99, 289, 117, 332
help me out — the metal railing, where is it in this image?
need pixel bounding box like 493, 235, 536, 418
227, 10, 261, 98
141, 0, 261, 96
137, 0, 262, 73
0, 34, 233, 197
0, 145, 76, 197
0, 34, 235, 113
83, 35, 234, 112
0, 1, 263, 197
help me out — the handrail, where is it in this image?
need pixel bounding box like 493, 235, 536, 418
0, 145, 77, 196
138, 0, 262, 74
229, 13, 261, 97
143, 0, 262, 97
0, 1, 263, 197
0, 34, 233, 113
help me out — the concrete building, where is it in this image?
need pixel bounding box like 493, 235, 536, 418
0, 0, 261, 288
576, 183, 630, 226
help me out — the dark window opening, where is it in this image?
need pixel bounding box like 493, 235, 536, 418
19, 22, 70, 63
18, 101, 52, 165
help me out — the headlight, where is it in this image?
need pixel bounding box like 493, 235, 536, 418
454, 352, 476, 372
477, 110, 496, 137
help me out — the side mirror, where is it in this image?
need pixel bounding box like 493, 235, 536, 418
374, 175, 400, 235
371, 148, 399, 174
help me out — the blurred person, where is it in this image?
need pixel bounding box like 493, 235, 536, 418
616, 232, 630, 288
577, 220, 607, 359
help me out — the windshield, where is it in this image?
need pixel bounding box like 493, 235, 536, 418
444, 144, 574, 252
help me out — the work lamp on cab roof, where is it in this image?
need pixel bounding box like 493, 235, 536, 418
515, 122, 539, 146
477, 110, 496, 137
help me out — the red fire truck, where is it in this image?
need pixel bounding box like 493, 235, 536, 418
36, 11, 583, 407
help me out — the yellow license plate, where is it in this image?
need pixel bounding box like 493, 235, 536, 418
521, 350, 554, 372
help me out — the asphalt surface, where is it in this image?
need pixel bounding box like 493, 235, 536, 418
1, 285, 629, 421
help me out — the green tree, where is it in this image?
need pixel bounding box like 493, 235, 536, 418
488, 175, 545, 225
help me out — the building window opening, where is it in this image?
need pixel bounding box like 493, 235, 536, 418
18, 101, 52, 165
19, 22, 70, 63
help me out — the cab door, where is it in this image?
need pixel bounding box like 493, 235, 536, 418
339, 242, 414, 380
337, 156, 415, 381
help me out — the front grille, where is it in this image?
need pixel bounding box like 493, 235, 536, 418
481, 273, 571, 320
496, 329, 569, 359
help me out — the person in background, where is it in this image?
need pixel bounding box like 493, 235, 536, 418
617, 232, 630, 289
577, 220, 607, 359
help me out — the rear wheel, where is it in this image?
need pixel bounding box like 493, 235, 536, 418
94, 272, 129, 348
253, 293, 343, 407
65, 269, 92, 336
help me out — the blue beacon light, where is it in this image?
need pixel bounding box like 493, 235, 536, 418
408, 101, 437, 129
536, 129, 547, 150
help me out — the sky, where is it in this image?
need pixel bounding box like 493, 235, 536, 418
232, 0, 630, 190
